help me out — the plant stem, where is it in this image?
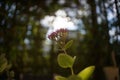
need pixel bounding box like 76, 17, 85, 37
58, 43, 67, 54
70, 67, 74, 75
63, 48, 67, 54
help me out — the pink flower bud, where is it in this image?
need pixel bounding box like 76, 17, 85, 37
48, 28, 68, 42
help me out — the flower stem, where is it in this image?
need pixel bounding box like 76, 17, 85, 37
58, 43, 67, 54
70, 67, 74, 75
63, 48, 67, 54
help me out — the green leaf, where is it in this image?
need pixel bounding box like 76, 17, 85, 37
64, 40, 73, 50
55, 75, 67, 80
77, 66, 95, 80
0, 62, 7, 73
0, 54, 8, 73
68, 75, 81, 80
57, 54, 75, 68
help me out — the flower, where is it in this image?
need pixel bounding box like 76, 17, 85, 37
48, 28, 68, 42
48, 32, 57, 40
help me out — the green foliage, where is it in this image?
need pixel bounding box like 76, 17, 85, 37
0, 54, 14, 79
54, 66, 95, 80
57, 54, 75, 68
56, 38, 95, 80
0, 54, 8, 73
55, 75, 81, 80
68, 75, 81, 80
56, 54, 95, 80
64, 40, 73, 50
77, 66, 95, 80
55, 75, 67, 80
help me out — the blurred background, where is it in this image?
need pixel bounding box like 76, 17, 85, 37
0, 0, 120, 80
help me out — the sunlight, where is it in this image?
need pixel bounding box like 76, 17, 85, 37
40, 9, 78, 31
40, 9, 80, 39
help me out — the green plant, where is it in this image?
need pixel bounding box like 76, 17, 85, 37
0, 54, 14, 80
48, 28, 95, 80
0, 54, 8, 73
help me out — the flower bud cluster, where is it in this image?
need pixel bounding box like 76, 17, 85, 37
48, 28, 68, 42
